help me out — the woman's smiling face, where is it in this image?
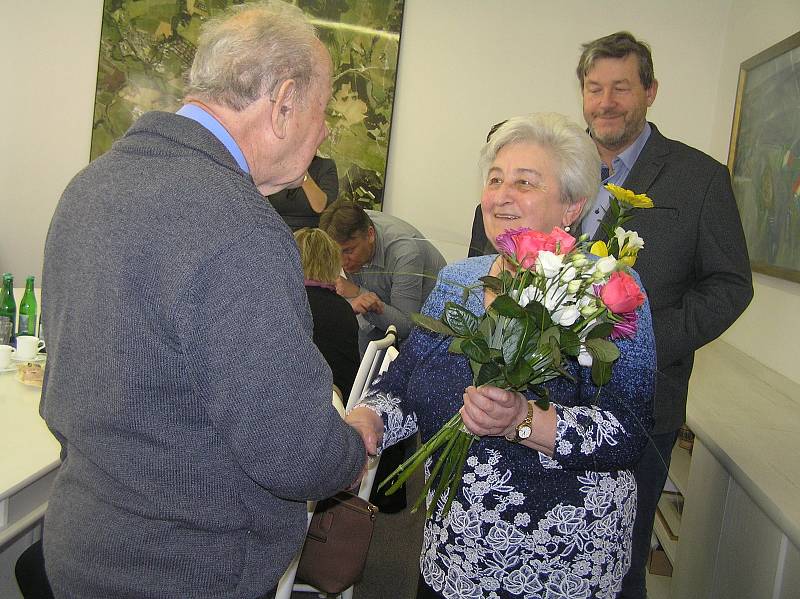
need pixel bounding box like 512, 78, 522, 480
481, 142, 582, 248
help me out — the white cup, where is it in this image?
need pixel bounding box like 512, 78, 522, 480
0, 345, 13, 368
15, 336, 45, 361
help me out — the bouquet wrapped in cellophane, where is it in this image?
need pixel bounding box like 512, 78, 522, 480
378, 185, 652, 517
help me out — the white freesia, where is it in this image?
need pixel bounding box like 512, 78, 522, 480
615, 227, 644, 252
536, 251, 565, 278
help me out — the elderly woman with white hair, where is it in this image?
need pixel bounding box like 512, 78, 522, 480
347, 113, 656, 599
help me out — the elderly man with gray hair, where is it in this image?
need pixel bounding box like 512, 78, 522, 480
40, 2, 366, 598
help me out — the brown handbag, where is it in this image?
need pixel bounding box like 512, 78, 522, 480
296, 491, 378, 594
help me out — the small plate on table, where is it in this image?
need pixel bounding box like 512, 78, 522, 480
11, 354, 46, 363
0, 365, 16, 374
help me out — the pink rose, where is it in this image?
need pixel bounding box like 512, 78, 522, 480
495, 227, 577, 268
494, 228, 528, 256
512, 230, 553, 268
549, 227, 577, 255
599, 271, 646, 314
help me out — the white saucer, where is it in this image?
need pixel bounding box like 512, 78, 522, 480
11, 354, 46, 363
0, 365, 16, 373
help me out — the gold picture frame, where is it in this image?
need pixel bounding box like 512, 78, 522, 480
727, 31, 800, 283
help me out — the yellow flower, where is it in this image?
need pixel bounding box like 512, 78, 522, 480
589, 240, 609, 257
605, 184, 654, 208
619, 254, 637, 267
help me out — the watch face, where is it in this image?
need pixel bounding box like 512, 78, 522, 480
518, 425, 532, 439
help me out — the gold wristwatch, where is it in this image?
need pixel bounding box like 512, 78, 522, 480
505, 400, 534, 443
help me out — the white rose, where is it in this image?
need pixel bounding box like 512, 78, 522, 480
557, 305, 581, 326
536, 251, 564, 278
595, 256, 618, 274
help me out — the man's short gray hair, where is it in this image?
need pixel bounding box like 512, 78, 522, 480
478, 113, 600, 221
576, 31, 655, 90
186, 1, 318, 111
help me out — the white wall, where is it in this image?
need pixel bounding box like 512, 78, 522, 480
383, 0, 732, 260
0, 1, 103, 284
1, 0, 798, 385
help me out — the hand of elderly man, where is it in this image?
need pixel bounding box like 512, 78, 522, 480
345, 406, 384, 456
350, 292, 384, 315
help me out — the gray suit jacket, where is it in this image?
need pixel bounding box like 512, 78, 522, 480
590, 123, 753, 434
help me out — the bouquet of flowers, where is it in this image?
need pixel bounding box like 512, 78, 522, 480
378, 185, 652, 518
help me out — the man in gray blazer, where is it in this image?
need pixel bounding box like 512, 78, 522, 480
576, 32, 753, 598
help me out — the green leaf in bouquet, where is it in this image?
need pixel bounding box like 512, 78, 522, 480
475, 361, 502, 387
530, 385, 550, 410
502, 315, 536, 368
538, 326, 560, 348
490, 294, 526, 318
548, 337, 563, 368
591, 358, 612, 386
462, 337, 492, 363
585, 337, 620, 362
411, 313, 456, 336
506, 359, 533, 388
523, 300, 552, 330
586, 322, 614, 340
449, 337, 464, 354
478, 312, 496, 338
443, 302, 480, 337
478, 275, 504, 294
560, 329, 581, 356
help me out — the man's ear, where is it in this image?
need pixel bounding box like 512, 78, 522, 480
269, 79, 297, 140
645, 79, 658, 107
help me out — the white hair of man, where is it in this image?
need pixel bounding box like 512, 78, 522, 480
186, 0, 318, 111
479, 113, 601, 222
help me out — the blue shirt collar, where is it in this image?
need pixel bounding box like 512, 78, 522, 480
613, 122, 651, 173
176, 103, 250, 173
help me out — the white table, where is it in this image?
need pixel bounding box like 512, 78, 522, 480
0, 365, 61, 596
668, 341, 800, 599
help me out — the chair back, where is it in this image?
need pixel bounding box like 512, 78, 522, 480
345, 326, 397, 413
355, 344, 399, 503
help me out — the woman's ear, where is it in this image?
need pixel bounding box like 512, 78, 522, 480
269, 79, 297, 140
563, 197, 588, 227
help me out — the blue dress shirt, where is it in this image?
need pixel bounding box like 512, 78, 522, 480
176, 104, 250, 174
582, 123, 652, 239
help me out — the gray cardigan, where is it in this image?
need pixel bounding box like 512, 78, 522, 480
40, 111, 365, 598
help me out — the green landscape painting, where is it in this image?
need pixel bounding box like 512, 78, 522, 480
91, 0, 405, 209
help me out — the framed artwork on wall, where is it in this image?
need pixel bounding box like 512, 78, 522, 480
728, 31, 800, 283
91, 0, 405, 210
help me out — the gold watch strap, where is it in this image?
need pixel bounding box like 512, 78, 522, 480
505, 400, 534, 443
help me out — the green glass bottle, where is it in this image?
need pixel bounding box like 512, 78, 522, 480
18, 276, 37, 337
0, 274, 15, 342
